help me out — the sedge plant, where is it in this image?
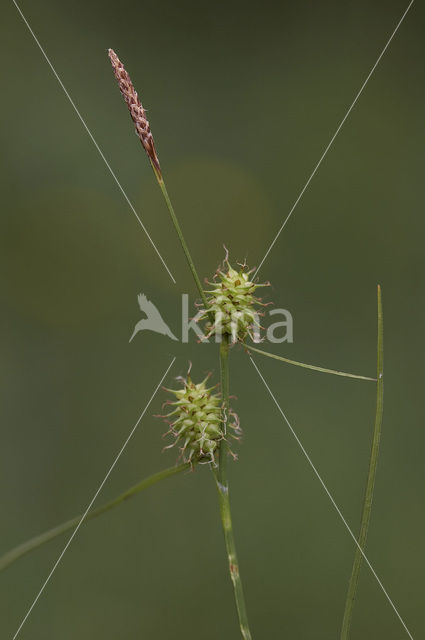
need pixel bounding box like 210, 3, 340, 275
1, 50, 386, 640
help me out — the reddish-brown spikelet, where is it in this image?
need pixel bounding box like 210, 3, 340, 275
108, 48, 161, 177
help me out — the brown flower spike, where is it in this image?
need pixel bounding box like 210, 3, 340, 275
108, 49, 161, 177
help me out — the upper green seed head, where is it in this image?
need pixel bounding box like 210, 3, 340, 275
200, 256, 270, 343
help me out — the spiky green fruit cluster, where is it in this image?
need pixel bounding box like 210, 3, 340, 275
200, 259, 269, 343
160, 375, 224, 464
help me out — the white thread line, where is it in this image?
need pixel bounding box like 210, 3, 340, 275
255, 0, 414, 278
12, 357, 176, 640
249, 356, 414, 640
12, 0, 176, 285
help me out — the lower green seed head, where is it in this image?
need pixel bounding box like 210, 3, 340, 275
157, 370, 243, 465
159, 374, 223, 465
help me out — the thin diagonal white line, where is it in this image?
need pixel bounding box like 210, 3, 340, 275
12, 357, 176, 640
255, 0, 414, 278
12, 0, 176, 285
250, 356, 414, 640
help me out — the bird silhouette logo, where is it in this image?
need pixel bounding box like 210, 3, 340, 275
129, 294, 178, 343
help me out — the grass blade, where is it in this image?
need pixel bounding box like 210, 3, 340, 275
340, 285, 384, 638
0, 463, 189, 572
244, 345, 376, 381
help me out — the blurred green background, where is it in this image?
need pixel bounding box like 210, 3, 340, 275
1, 0, 423, 638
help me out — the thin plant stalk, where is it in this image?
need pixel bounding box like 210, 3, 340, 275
156, 166, 252, 635
0, 463, 189, 572
213, 335, 252, 640
340, 285, 384, 639
152, 150, 251, 637
152, 164, 210, 311
245, 345, 376, 381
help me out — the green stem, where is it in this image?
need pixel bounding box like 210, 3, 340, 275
219, 334, 230, 473
0, 463, 189, 572
153, 168, 209, 311
340, 285, 384, 639
152, 163, 249, 635
213, 335, 252, 640
245, 345, 376, 381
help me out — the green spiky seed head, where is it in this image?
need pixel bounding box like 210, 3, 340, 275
159, 375, 223, 465
200, 255, 270, 343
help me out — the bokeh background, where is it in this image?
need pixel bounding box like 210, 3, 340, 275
1, 1, 423, 638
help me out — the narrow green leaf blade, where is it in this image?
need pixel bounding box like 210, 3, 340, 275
340, 285, 384, 639
245, 345, 376, 381
0, 463, 189, 572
